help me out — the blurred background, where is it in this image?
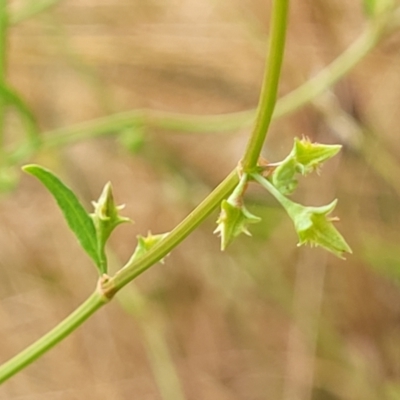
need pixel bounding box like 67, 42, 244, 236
1, 0, 400, 399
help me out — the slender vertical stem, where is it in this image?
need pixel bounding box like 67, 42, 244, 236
242, 0, 290, 171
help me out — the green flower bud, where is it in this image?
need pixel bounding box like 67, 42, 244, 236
272, 137, 341, 195
130, 232, 169, 263
214, 199, 261, 251
91, 182, 131, 273
293, 137, 341, 175
253, 173, 351, 259
289, 200, 352, 259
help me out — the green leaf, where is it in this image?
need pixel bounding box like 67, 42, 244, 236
23, 164, 101, 270
272, 137, 341, 195
91, 182, 131, 273
253, 173, 352, 259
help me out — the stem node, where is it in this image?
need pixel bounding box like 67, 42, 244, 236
97, 274, 117, 301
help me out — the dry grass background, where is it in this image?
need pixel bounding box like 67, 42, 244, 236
2, 0, 400, 399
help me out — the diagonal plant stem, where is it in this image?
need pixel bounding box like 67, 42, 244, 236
0, 0, 290, 383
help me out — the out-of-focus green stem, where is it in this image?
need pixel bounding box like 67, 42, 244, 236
42, 109, 255, 148
0, 0, 7, 148
117, 287, 187, 400
241, 0, 289, 171
0, 83, 39, 142
21, 12, 389, 159
274, 15, 387, 119
9, 0, 62, 25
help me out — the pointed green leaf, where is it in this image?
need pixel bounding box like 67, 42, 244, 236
23, 164, 101, 269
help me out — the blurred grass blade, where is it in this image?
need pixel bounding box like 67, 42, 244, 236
23, 164, 101, 270
363, 0, 394, 17
0, 83, 40, 146
0, 0, 7, 149
9, 0, 63, 25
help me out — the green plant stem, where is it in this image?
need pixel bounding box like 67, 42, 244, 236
241, 0, 289, 171
252, 172, 292, 208
0, 290, 108, 384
